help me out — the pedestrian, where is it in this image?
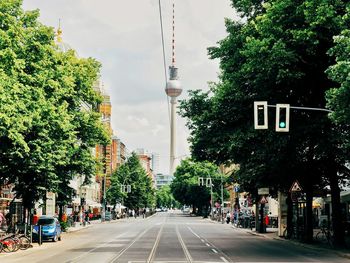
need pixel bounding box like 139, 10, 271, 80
226, 212, 230, 224
142, 208, 146, 218
32, 209, 39, 225
85, 211, 90, 224
265, 214, 269, 227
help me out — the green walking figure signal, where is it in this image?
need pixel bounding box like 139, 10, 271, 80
275, 104, 290, 132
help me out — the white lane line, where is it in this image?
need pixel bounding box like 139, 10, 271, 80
187, 226, 233, 263
220, 256, 229, 262
212, 248, 218, 254
187, 226, 201, 239
206, 243, 211, 247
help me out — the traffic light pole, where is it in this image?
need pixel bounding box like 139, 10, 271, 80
221, 173, 224, 224
254, 101, 333, 132
267, 104, 333, 113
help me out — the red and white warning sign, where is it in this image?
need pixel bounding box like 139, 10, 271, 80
289, 180, 302, 192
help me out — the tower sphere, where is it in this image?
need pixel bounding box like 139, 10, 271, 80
165, 79, 182, 97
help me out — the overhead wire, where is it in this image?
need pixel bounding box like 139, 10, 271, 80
158, 0, 171, 126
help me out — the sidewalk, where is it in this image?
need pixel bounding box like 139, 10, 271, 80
208, 218, 350, 260
233, 224, 350, 260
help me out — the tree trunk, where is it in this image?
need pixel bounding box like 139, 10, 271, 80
286, 194, 293, 237
329, 167, 345, 247
305, 185, 313, 243
58, 204, 64, 222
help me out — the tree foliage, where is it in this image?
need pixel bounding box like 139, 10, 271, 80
0, 0, 109, 210
170, 159, 228, 215
107, 152, 155, 209
155, 185, 177, 209
179, 0, 350, 245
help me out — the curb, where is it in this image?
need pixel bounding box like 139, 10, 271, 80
65, 223, 94, 233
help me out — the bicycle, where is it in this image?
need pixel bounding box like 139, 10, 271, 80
0, 233, 16, 253
282, 225, 298, 239
315, 226, 334, 246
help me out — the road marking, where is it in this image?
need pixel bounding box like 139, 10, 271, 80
187, 226, 233, 263
206, 243, 211, 247
220, 256, 229, 262
187, 226, 200, 239
146, 220, 166, 263
176, 225, 193, 263
108, 222, 159, 263
66, 232, 127, 263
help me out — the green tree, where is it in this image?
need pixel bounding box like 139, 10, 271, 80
179, 0, 349, 245
156, 185, 177, 209
107, 152, 155, 209
170, 159, 228, 216
0, 0, 109, 219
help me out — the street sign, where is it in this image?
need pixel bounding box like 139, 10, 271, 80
289, 180, 302, 192
260, 196, 268, 204
258, 188, 269, 195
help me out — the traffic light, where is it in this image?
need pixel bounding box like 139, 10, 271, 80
198, 177, 204, 186
206, 178, 212, 187
254, 101, 268, 129
275, 104, 290, 132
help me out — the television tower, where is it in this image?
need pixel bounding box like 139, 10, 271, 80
165, 2, 182, 176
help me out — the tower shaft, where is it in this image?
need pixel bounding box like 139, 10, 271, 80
170, 97, 177, 176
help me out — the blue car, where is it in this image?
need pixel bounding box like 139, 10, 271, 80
33, 216, 62, 242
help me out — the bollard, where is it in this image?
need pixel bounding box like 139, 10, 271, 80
38, 225, 42, 246
30, 225, 33, 244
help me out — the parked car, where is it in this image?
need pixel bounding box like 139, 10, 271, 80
33, 215, 62, 242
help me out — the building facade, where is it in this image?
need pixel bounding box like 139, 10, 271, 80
155, 173, 174, 189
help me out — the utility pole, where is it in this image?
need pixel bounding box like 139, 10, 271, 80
221, 172, 224, 224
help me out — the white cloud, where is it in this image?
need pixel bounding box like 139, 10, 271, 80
22, 0, 238, 174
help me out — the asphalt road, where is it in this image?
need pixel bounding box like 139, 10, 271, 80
0, 210, 348, 263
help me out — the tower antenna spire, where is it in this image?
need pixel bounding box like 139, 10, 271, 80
57, 18, 62, 43
171, 2, 176, 66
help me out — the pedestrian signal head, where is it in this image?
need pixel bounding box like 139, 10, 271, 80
254, 101, 268, 129
275, 104, 290, 132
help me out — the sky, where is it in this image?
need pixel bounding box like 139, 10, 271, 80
22, 0, 238, 174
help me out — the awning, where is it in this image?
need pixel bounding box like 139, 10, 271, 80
86, 199, 101, 207
0, 198, 12, 201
